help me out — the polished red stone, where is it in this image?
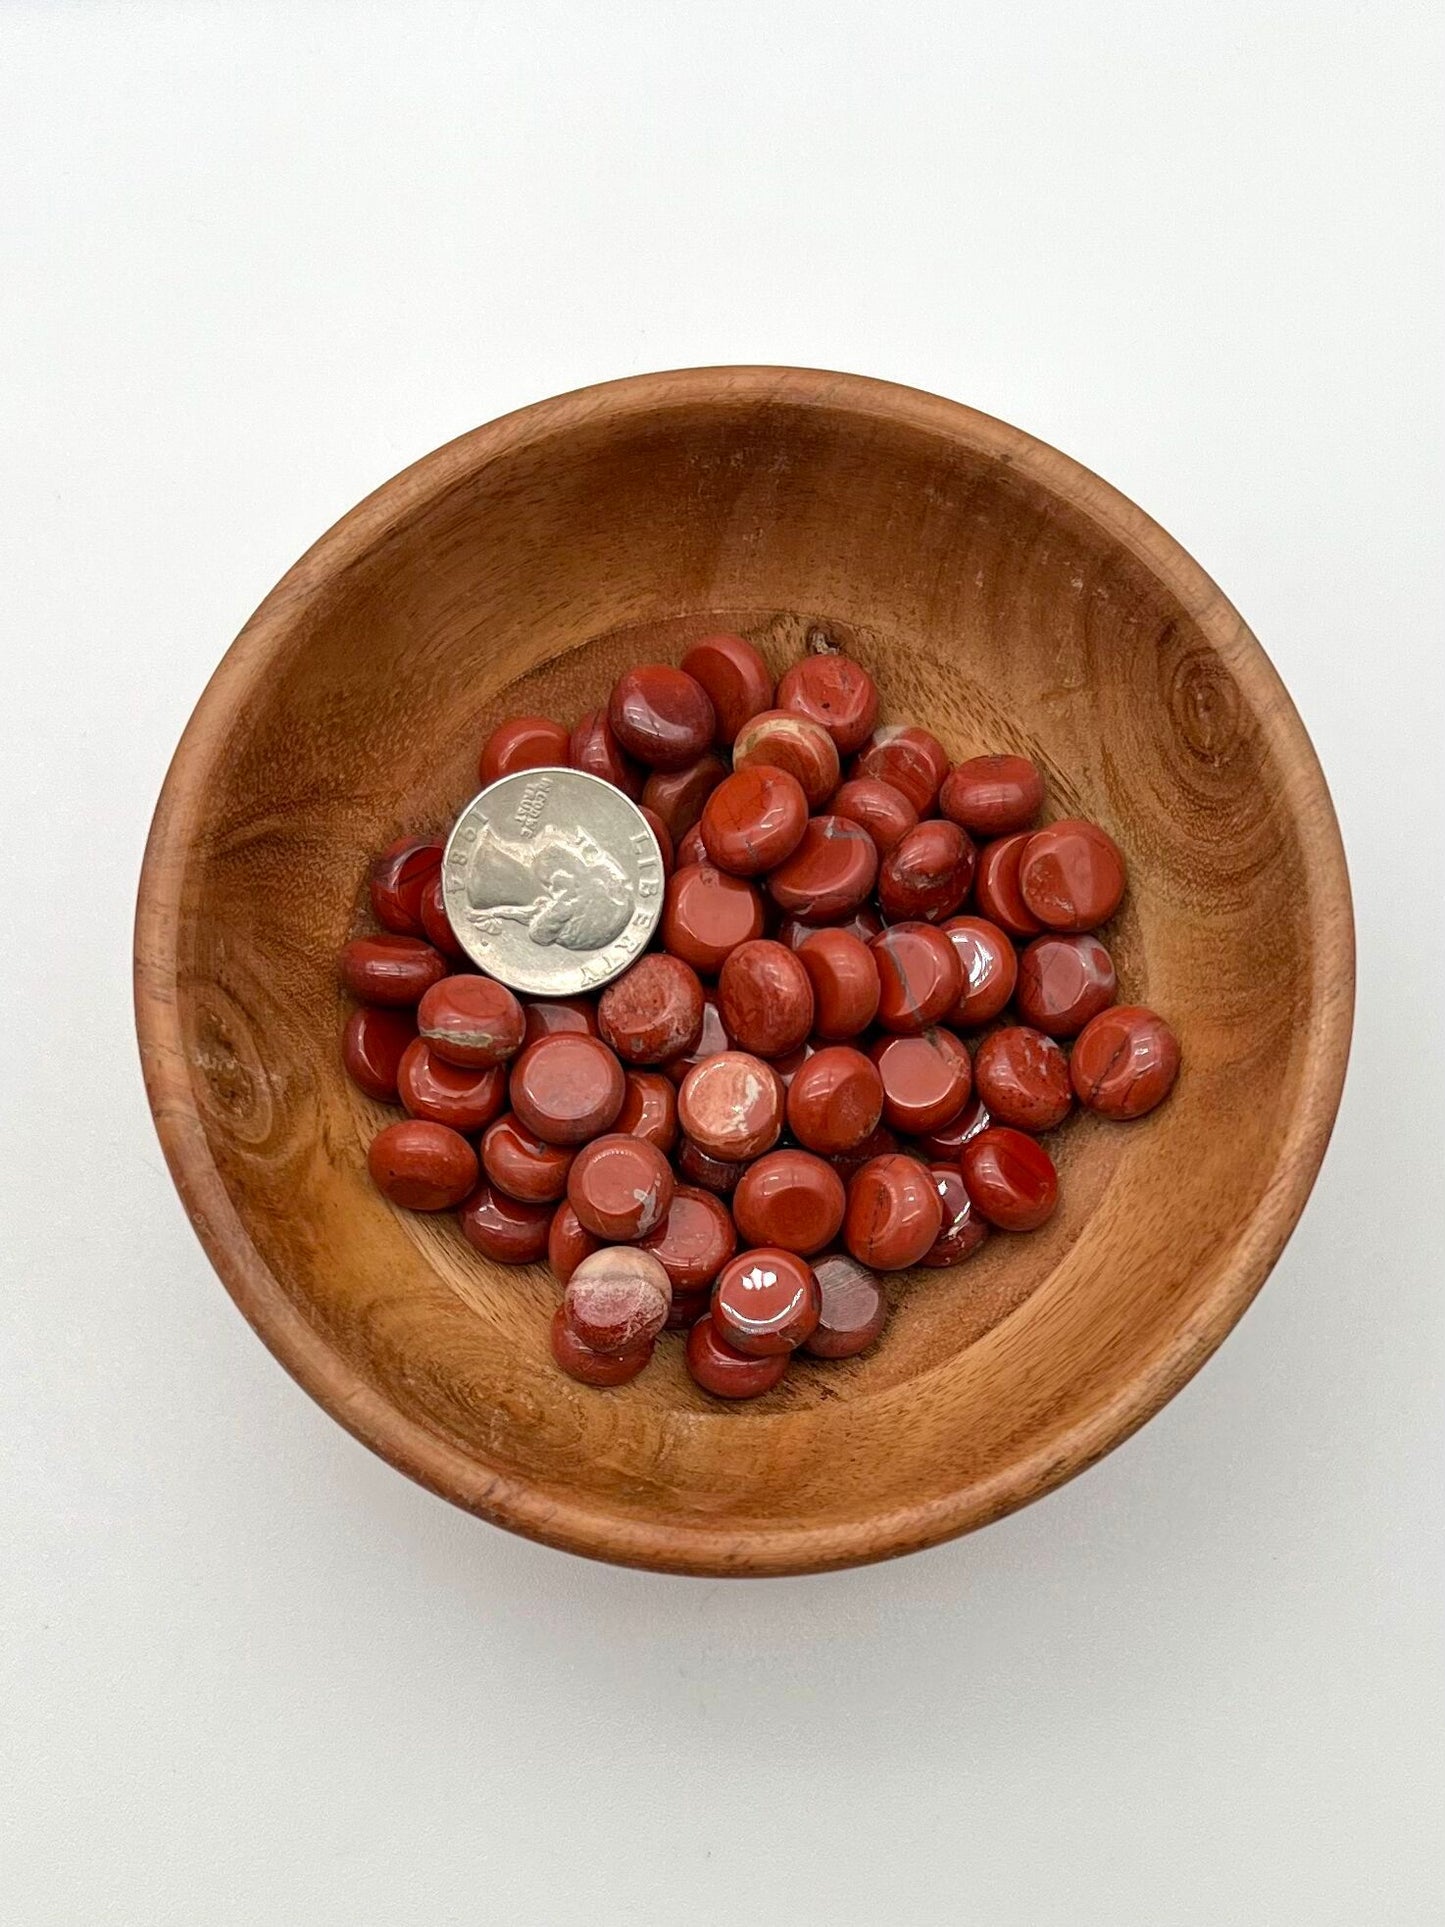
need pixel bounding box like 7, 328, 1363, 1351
1015, 932, 1117, 1037
850, 726, 950, 815
662, 993, 733, 1087
924, 1165, 992, 1266
339, 933, 449, 1007
685, 1315, 791, 1398
478, 715, 570, 786
342, 1004, 417, 1102
521, 995, 599, 1047
417, 974, 526, 1067
615, 1069, 679, 1153
681, 632, 774, 744
664, 1287, 712, 1332
550, 1307, 654, 1387
564, 1246, 672, 1352
732, 1150, 847, 1256
1069, 1004, 1181, 1119
960, 1127, 1058, 1231
660, 862, 766, 975
941, 916, 1018, 1027
775, 652, 879, 754
829, 776, 919, 856
608, 664, 716, 770
639, 1183, 738, 1293
803, 1253, 889, 1358
911, 1091, 992, 1160
481, 1113, 576, 1203
939, 755, 1045, 836
458, 1180, 553, 1263
638, 806, 675, 877
699, 765, 809, 877
547, 1201, 601, 1284
367, 1119, 478, 1211
508, 1032, 626, 1145
676, 1137, 749, 1195
844, 1154, 944, 1270
870, 1029, 973, 1134
676, 1051, 784, 1162
785, 1046, 885, 1155
569, 708, 643, 798
797, 929, 881, 1039
369, 837, 443, 935
731, 709, 841, 809
566, 1133, 675, 1240
827, 1122, 901, 1183
712, 1246, 821, 1354
396, 1039, 507, 1132
972, 832, 1045, 939
973, 1026, 1073, 1131
418, 872, 468, 961
780, 904, 884, 950
766, 815, 878, 923
877, 819, 977, 923
675, 822, 708, 868
641, 753, 728, 841
597, 953, 705, 1065
717, 939, 815, 1058
1018, 819, 1126, 931
871, 922, 965, 1033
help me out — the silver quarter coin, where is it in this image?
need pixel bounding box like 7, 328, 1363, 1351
440, 768, 664, 996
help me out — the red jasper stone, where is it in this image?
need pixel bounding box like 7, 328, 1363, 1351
871, 921, 964, 1033
660, 862, 766, 975
803, 1253, 889, 1358
844, 1154, 944, 1270
458, 1181, 553, 1263
608, 664, 716, 770
829, 776, 919, 856
640, 1184, 738, 1294
775, 651, 879, 754
396, 1039, 507, 1132
663, 993, 733, 1087
827, 1121, 901, 1183
961, 1127, 1059, 1231
638, 806, 675, 877
417, 974, 526, 1067
732, 1151, 846, 1256
877, 819, 977, 923
797, 929, 881, 1040
972, 833, 1045, 939
339, 933, 448, 1007
973, 1026, 1073, 1132
615, 1070, 679, 1153
550, 1307, 653, 1387
850, 726, 950, 815
521, 996, 600, 1047
766, 815, 878, 923
564, 1246, 672, 1353
911, 1091, 992, 1161
717, 939, 815, 1058
942, 916, 1018, 1027
508, 1032, 626, 1145
664, 1287, 712, 1332
925, 1166, 992, 1266
478, 716, 570, 786
681, 632, 775, 745
1018, 819, 1127, 931
676, 1138, 749, 1196
569, 708, 644, 798
676, 1051, 785, 1162
342, 1004, 417, 1102
1069, 1004, 1181, 1119
419, 872, 469, 961
369, 837, 443, 935
1015, 932, 1117, 1037
699, 765, 810, 876
566, 1133, 675, 1240
675, 822, 708, 868
785, 1046, 885, 1155
712, 1247, 820, 1354
685, 1316, 791, 1398
481, 1113, 576, 1203
597, 953, 705, 1066
939, 754, 1045, 836
732, 709, 841, 809
641, 753, 728, 842
780, 904, 884, 950
367, 1120, 478, 1211
547, 1202, 601, 1283
870, 1029, 973, 1135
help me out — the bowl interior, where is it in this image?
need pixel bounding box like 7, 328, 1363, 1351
138, 370, 1351, 1573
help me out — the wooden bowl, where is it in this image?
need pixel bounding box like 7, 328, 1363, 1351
135, 367, 1352, 1575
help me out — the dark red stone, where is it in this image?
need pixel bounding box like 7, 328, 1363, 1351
731, 709, 840, 809
877, 819, 977, 923
699, 765, 810, 877
766, 815, 878, 923
1015, 932, 1118, 1037
775, 652, 879, 754
973, 833, 1045, 939
661, 863, 766, 975
829, 776, 918, 856
844, 1154, 944, 1270
871, 922, 964, 1033
419, 872, 469, 961
508, 1033, 626, 1145
797, 928, 881, 1039
939, 755, 1045, 836
569, 708, 643, 798
973, 1026, 1073, 1132
803, 1253, 889, 1358
850, 726, 950, 815
417, 974, 526, 1066
566, 1133, 675, 1240
481, 1113, 576, 1203
870, 1029, 973, 1135
1018, 819, 1126, 931
478, 716, 570, 787
712, 1247, 821, 1354
367, 1120, 478, 1211
341, 1004, 417, 1102
608, 664, 716, 770
564, 1246, 672, 1352
685, 1316, 791, 1398
1069, 1004, 1181, 1119
717, 939, 815, 1058
785, 1046, 885, 1155
547, 1202, 601, 1284
615, 1069, 679, 1153
641, 753, 728, 841
732, 1151, 846, 1256
640, 1184, 737, 1294
369, 837, 443, 935
550, 1307, 654, 1386
676, 1051, 785, 1161
597, 953, 705, 1065
458, 1181, 553, 1262
924, 1166, 991, 1266
942, 916, 1018, 1027
911, 1091, 992, 1161
681, 632, 774, 744
397, 1039, 507, 1132
960, 1128, 1059, 1231
339, 933, 448, 1008
521, 996, 599, 1047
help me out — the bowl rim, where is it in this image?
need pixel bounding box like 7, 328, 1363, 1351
134, 365, 1355, 1576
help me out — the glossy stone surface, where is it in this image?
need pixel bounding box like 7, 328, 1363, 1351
685, 1315, 791, 1399
717, 939, 815, 1057
458, 1180, 553, 1263
785, 1046, 885, 1154
732, 1150, 847, 1256
766, 815, 878, 923
339, 933, 448, 1007
550, 1307, 654, 1387
641, 753, 728, 841
941, 915, 1018, 1027
871, 922, 965, 1033
1015, 932, 1118, 1037
478, 715, 570, 786
850, 726, 950, 815
660, 862, 766, 975
664, 1287, 712, 1332
396, 1039, 507, 1132
877, 818, 977, 923
961, 1127, 1059, 1231
870, 1028, 973, 1134
676, 1137, 748, 1195
802, 1253, 890, 1358
614, 1069, 679, 1153
675, 822, 708, 868
566, 1132, 675, 1240
521, 995, 599, 1047
639, 1183, 737, 1294
662, 993, 733, 1087
676, 1051, 784, 1161
638, 806, 675, 877
775, 651, 879, 753
827, 1122, 901, 1183
367, 1119, 478, 1211
342, 1004, 417, 1102
608, 664, 716, 770
481, 1113, 576, 1203
1018, 819, 1127, 931
508, 1032, 626, 1145
546, 1202, 601, 1284
419, 871, 469, 960
1070, 1004, 1181, 1119
844, 1154, 944, 1270
417, 974, 526, 1067
939, 754, 1045, 836
712, 1247, 821, 1354
797, 928, 881, 1039
780, 904, 884, 950
368, 837, 443, 935
972, 833, 1045, 939
924, 1166, 992, 1266
911, 1091, 992, 1161
568, 708, 643, 798
973, 1026, 1073, 1131
699, 765, 809, 876
597, 953, 705, 1065
564, 1246, 672, 1353
829, 776, 918, 856
731, 709, 840, 809
681, 632, 774, 744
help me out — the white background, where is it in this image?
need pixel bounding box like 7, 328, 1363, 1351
3, 5, 1442, 1922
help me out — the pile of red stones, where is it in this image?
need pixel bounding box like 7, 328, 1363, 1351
338, 633, 1180, 1399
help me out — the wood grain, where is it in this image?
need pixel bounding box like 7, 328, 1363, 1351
134, 367, 1354, 1575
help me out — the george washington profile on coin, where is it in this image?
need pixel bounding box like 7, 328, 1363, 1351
462, 819, 632, 951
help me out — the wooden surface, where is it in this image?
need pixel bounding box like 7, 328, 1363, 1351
133, 367, 1354, 1576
